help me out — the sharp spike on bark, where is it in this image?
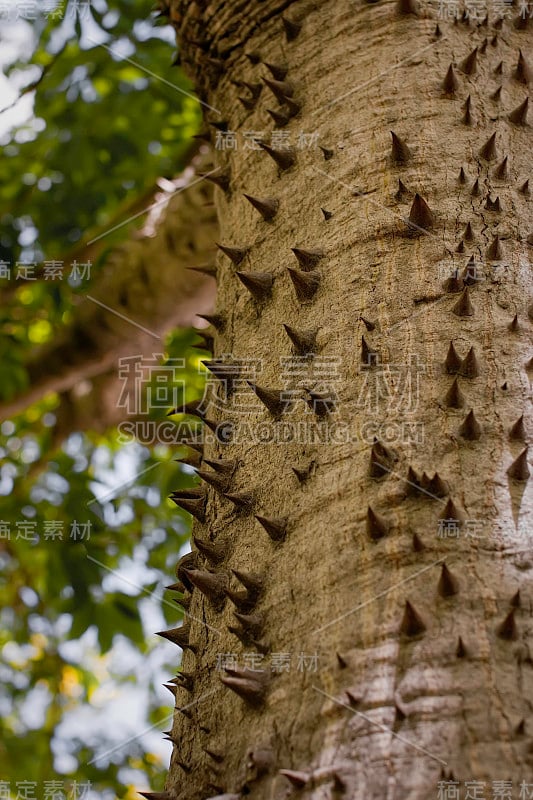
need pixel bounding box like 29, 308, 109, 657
183, 568, 228, 604
390, 131, 411, 163
487, 192, 503, 208
463, 222, 474, 240
247, 382, 288, 416
292, 461, 315, 483
509, 314, 519, 332
262, 77, 294, 102
196, 313, 225, 331
494, 61, 503, 77
337, 652, 348, 668
255, 514, 288, 542
498, 609, 518, 640
321, 207, 333, 220
216, 242, 249, 266
456, 637, 467, 658
367, 506, 390, 540
220, 667, 269, 705
509, 96, 529, 124
202, 169, 230, 192
233, 611, 263, 636
462, 95, 473, 125
458, 167, 467, 184
187, 262, 217, 279
400, 600, 426, 636
370, 440, 397, 478
511, 589, 521, 608
291, 247, 324, 270
486, 235, 502, 260
172, 671, 194, 691
460, 346, 480, 378
282, 15, 302, 40
195, 468, 229, 493
208, 120, 231, 136
459, 47, 478, 74
193, 534, 227, 563
172, 594, 191, 611
395, 178, 409, 199
412, 532, 425, 551
279, 770, 310, 788
203, 458, 237, 476
491, 34, 498, 45
138, 793, 172, 800
224, 491, 255, 512
514, 49, 532, 84
442, 64, 459, 95
462, 255, 480, 287
168, 398, 205, 418
170, 495, 206, 522
471, 178, 481, 196
156, 625, 196, 651
479, 132, 497, 160
305, 389, 337, 416
428, 473, 450, 498
515, 719, 526, 736
163, 682, 177, 697
445, 341, 462, 373
242, 81, 263, 99
459, 409, 481, 441
494, 156, 509, 179
479, 36, 488, 52
441, 497, 466, 524
258, 141, 296, 170
166, 579, 186, 592
407, 193, 434, 232
287, 267, 321, 302
346, 689, 363, 706
406, 465, 423, 495
204, 747, 225, 763
232, 569, 263, 599
519, 179, 530, 195
267, 107, 291, 126
196, 418, 231, 440
361, 335, 379, 367
452, 287, 474, 316
319, 145, 334, 160
510, 415, 526, 440
360, 316, 376, 331
246, 51, 261, 64
507, 448, 530, 481
434, 23, 442, 36
192, 131, 211, 144
283, 323, 318, 354
444, 377, 465, 408
456, 240, 465, 253
490, 85, 502, 101
243, 193, 279, 221
263, 61, 289, 80
438, 564, 460, 597
238, 95, 256, 111
236, 270, 274, 301
202, 359, 240, 385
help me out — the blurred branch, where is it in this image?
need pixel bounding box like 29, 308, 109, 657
0, 147, 218, 422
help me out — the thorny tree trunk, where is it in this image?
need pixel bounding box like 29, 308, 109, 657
153, 0, 532, 798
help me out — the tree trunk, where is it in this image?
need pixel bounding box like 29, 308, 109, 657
157, 1, 533, 797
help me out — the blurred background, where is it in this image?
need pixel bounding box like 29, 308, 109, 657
0, 1, 210, 796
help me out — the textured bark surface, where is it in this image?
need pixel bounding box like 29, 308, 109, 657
158, 1, 532, 798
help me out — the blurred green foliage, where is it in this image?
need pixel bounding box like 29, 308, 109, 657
0, 0, 205, 796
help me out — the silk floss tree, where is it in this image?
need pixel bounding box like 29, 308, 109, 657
143, 0, 532, 797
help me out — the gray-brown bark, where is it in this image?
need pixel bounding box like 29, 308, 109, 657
158, 1, 533, 798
